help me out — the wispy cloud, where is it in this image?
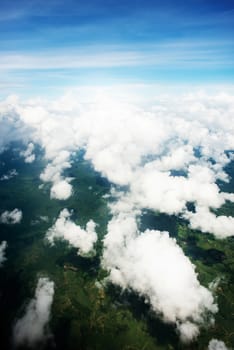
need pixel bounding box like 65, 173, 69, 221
0, 39, 233, 71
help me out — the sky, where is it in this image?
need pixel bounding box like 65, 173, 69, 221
0, 0, 234, 97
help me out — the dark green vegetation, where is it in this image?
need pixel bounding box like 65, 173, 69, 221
0, 145, 233, 350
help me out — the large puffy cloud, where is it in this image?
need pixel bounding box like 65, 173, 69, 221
13, 277, 54, 348
129, 164, 226, 215
0, 209, 22, 224
208, 339, 229, 350
102, 212, 217, 342
126, 164, 234, 238
46, 209, 97, 256
0, 241, 7, 267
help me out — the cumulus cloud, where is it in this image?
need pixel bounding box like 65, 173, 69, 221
185, 206, 234, 238
128, 164, 226, 215
1, 89, 234, 342
102, 212, 217, 342
50, 180, 73, 200
0, 95, 32, 153
0, 93, 234, 217
208, 339, 229, 350
46, 209, 97, 256
0, 90, 233, 235
0, 241, 7, 267
20, 142, 35, 163
13, 277, 54, 348
0, 209, 22, 224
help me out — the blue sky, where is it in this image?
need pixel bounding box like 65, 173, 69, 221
0, 0, 234, 97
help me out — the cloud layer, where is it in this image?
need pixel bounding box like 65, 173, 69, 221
13, 277, 54, 348
0, 90, 233, 237
46, 209, 97, 256
0, 209, 22, 224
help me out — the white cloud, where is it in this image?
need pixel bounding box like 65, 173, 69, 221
50, 180, 72, 200
0, 95, 32, 153
177, 321, 200, 343
40, 151, 71, 183
13, 277, 54, 348
20, 142, 35, 163
0, 209, 22, 224
1, 89, 234, 219
208, 339, 229, 350
46, 209, 97, 256
102, 212, 217, 342
128, 164, 226, 216
0, 241, 7, 267
185, 206, 234, 238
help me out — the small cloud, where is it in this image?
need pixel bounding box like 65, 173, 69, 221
20, 142, 35, 163
208, 339, 229, 350
31, 215, 49, 226
46, 209, 97, 256
39, 216, 49, 223
0, 169, 18, 181
0, 241, 7, 267
0, 209, 22, 224
13, 277, 54, 348
50, 180, 72, 200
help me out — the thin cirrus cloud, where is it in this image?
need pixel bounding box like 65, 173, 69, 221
0, 0, 233, 95
0, 40, 233, 71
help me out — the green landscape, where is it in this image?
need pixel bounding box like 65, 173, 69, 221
0, 146, 233, 350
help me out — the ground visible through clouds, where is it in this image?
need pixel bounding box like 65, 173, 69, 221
0, 142, 234, 350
